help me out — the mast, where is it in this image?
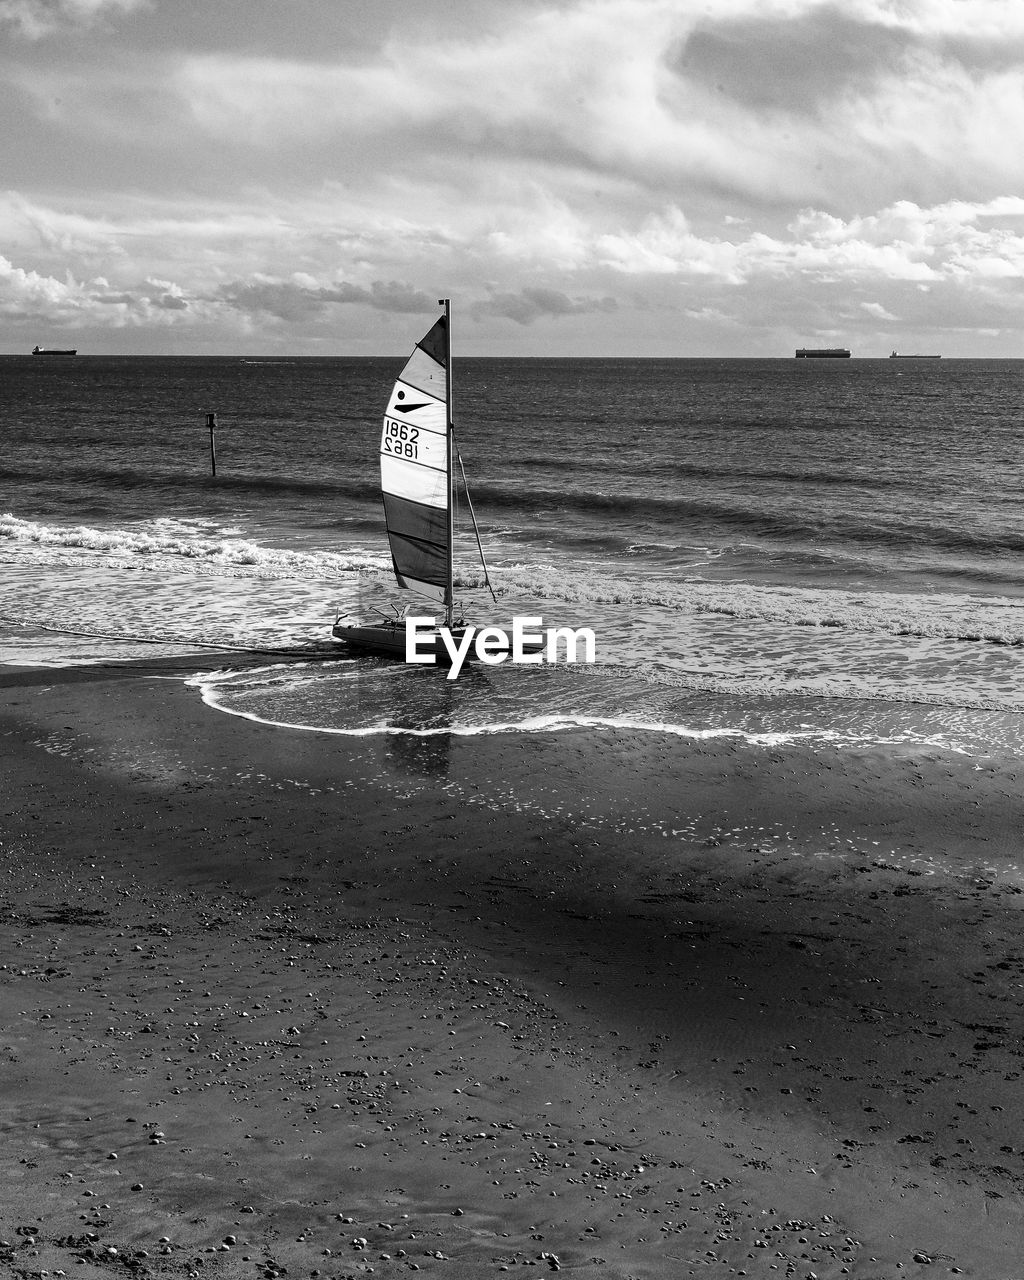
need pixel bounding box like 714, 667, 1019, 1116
440, 297, 454, 628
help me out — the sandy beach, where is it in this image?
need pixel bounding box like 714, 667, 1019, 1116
2, 656, 1023, 1278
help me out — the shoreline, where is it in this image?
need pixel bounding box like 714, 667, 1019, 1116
2, 657, 1023, 1276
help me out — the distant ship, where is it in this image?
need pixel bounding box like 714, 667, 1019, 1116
32, 345, 77, 356
889, 351, 940, 359
795, 348, 851, 358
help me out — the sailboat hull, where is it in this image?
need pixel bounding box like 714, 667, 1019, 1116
331, 619, 544, 664
332, 619, 469, 662
332, 621, 407, 656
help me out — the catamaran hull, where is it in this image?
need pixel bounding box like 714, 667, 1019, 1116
332, 621, 468, 661
334, 622, 410, 656
331, 621, 545, 664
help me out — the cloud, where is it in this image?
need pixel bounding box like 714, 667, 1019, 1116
140, 0, 1024, 218
593, 198, 1024, 289
473, 287, 617, 325
10, 0, 1024, 219
598, 208, 744, 279
860, 301, 898, 321
0, 0, 149, 39
145, 278, 188, 311
673, 1, 1024, 118
217, 277, 438, 322
5, 2, 1024, 352
675, 7, 910, 114
0, 253, 198, 328
4, 186, 1024, 347
0, 253, 80, 317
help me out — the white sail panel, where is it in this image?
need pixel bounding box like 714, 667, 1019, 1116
380, 377, 447, 476
398, 345, 447, 400
381, 453, 448, 506
384, 380, 446, 434
381, 424, 447, 475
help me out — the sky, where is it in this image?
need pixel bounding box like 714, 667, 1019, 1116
2, 0, 1024, 356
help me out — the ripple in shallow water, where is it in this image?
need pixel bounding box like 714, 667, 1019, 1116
188, 658, 1024, 759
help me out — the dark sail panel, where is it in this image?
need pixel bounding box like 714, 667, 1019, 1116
382, 493, 448, 589
416, 315, 447, 367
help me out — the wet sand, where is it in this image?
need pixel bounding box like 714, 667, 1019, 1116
1, 657, 1022, 1278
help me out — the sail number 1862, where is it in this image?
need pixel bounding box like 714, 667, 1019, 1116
383, 419, 419, 459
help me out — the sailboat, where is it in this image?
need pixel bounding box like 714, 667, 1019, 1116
332, 299, 496, 658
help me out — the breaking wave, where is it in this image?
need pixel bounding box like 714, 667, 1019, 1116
0, 513, 389, 579
5, 514, 1023, 646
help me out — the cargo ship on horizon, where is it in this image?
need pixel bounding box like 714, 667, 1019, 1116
795, 348, 851, 358
890, 351, 940, 359
31, 345, 77, 356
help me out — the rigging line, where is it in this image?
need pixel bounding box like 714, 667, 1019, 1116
451, 427, 498, 605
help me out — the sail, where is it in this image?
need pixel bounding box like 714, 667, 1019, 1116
380, 314, 450, 605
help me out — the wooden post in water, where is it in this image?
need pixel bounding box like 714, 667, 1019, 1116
205, 412, 217, 477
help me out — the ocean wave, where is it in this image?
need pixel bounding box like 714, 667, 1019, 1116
0, 513, 389, 579
515, 453, 909, 491
1, 461, 379, 504
187, 662, 1020, 755
6, 459, 1020, 560
6, 513, 1024, 647
190, 665, 801, 743
464, 483, 1024, 556
489, 564, 1024, 646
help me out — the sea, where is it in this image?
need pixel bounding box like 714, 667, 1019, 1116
2, 353, 1023, 760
